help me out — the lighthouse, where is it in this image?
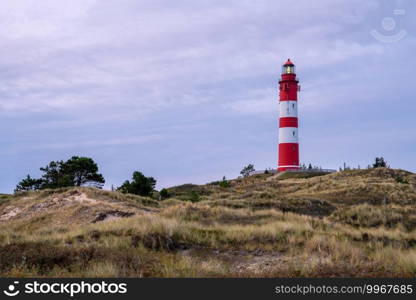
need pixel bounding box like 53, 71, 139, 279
278, 59, 300, 172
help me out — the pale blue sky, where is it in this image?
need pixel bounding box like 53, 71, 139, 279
0, 0, 415, 192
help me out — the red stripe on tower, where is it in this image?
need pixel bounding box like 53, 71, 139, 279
278, 59, 300, 172
279, 117, 298, 128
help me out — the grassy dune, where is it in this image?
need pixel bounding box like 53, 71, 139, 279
0, 168, 415, 277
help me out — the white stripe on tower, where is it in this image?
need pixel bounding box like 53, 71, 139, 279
279, 101, 298, 118
278, 127, 298, 143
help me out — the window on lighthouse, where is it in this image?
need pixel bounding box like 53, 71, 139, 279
283, 65, 295, 74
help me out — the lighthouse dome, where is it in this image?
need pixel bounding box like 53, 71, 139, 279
283, 58, 295, 66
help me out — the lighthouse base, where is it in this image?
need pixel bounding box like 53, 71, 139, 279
278, 143, 299, 172
278, 166, 300, 172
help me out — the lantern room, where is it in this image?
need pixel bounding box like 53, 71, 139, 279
282, 58, 296, 74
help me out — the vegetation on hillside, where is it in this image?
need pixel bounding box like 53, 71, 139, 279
15, 156, 105, 191
1, 168, 416, 277
240, 164, 255, 178
117, 171, 156, 197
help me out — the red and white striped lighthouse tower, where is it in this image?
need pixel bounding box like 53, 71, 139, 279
278, 59, 300, 172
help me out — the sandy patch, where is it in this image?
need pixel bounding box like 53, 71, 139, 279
0, 207, 22, 221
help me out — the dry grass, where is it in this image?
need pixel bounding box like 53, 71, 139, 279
0, 168, 415, 277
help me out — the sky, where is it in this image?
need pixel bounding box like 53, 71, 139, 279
0, 0, 415, 193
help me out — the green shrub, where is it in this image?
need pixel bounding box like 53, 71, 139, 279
219, 176, 231, 188
159, 188, 170, 200
187, 191, 200, 202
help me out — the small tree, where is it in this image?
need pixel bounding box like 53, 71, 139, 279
15, 175, 43, 192
61, 156, 105, 186
240, 164, 255, 178
39, 160, 70, 188
117, 171, 156, 196
159, 188, 169, 200
373, 157, 387, 168
15, 156, 105, 191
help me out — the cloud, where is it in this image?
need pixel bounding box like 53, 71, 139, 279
222, 88, 276, 115
0, 0, 389, 119
26, 135, 163, 151
0, 0, 415, 193
224, 97, 276, 115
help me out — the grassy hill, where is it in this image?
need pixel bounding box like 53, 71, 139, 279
0, 168, 415, 277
